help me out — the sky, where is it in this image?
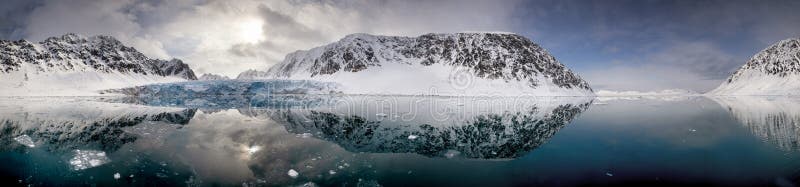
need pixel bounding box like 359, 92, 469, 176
1, 0, 799, 92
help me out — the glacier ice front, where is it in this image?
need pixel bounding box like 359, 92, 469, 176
101, 80, 341, 97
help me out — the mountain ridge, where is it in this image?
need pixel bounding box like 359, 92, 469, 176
0, 33, 197, 96
240, 32, 593, 96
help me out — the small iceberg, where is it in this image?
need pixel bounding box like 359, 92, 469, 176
14, 135, 35, 148
69, 150, 110, 170
296, 133, 313, 138
288, 169, 299, 178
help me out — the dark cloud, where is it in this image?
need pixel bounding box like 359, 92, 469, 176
257, 4, 325, 41
515, 0, 800, 91
0, 0, 43, 39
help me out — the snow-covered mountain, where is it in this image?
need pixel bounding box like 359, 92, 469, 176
198, 73, 230, 80
708, 38, 800, 95
0, 33, 197, 96
240, 32, 593, 96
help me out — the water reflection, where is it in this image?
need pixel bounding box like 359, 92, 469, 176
2, 96, 800, 186
109, 95, 592, 159
0, 98, 195, 153
265, 103, 589, 159
712, 96, 800, 151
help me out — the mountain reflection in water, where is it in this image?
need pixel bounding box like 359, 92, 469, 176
104, 95, 592, 159
712, 96, 800, 151
3, 96, 800, 186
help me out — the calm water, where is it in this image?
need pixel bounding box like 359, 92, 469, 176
1, 95, 799, 186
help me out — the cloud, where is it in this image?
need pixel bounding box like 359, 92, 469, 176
646, 42, 739, 80
3, 0, 524, 77
1, 0, 798, 91
0, 0, 41, 39
23, 0, 170, 59
580, 41, 739, 92
582, 65, 725, 93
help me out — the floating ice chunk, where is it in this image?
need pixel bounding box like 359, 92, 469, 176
14, 135, 35, 148
407, 135, 418, 140
288, 169, 299, 178
156, 172, 168, 178
329, 170, 337, 175
297, 133, 313, 138
114, 173, 121, 179
296, 182, 317, 187
689, 129, 697, 132
69, 150, 110, 170
184, 84, 209, 92
444, 150, 461, 158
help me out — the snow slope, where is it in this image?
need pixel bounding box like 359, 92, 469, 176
708, 38, 800, 95
239, 33, 593, 96
0, 33, 197, 96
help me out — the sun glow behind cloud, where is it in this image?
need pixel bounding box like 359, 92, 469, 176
236, 19, 264, 43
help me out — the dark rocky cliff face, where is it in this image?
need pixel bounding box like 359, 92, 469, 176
0, 33, 197, 80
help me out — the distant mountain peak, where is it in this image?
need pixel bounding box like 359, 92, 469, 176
198, 73, 230, 80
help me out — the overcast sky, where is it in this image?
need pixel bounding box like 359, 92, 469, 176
1, 0, 799, 92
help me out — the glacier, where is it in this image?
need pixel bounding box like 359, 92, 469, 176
100, 79, 341, 97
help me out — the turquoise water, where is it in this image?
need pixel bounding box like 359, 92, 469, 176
0, 96, 799, 186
